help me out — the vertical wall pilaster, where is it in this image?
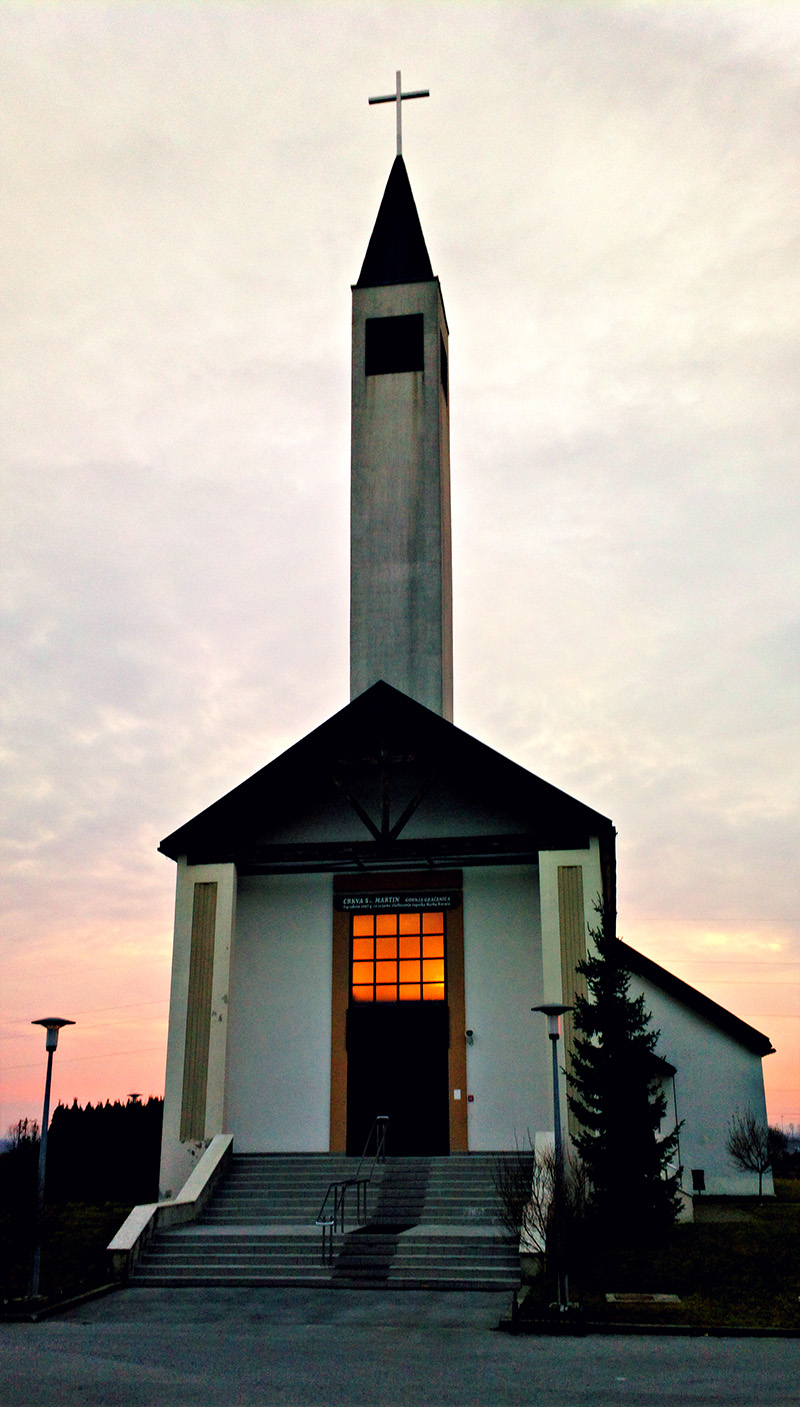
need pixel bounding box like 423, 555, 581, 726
159, 859, 236, 1198
537, 838, 604, 1141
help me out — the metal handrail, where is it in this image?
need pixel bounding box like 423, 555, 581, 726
354, 1112, 389, 1182
315, 1115, 389, 1264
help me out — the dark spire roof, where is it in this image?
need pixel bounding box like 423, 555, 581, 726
356, 155, 434, 288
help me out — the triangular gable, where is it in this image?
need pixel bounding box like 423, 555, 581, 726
159, 680, 614, 873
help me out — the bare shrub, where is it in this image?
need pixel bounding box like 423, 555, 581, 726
727, 1109, 783, 1197
494, 1141, 535, 1238
495, 1142, 588, 1251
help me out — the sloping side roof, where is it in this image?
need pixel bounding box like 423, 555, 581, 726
159, 680, 614, 869
356, 156, 434, 288
620, 939, 774, 1057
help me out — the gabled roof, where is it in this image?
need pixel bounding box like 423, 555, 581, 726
619, 939, 774, 1057
159, 680, 614, 874
356, 156, 434, 288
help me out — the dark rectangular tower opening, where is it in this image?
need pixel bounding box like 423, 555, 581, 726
365, 313, 424, 376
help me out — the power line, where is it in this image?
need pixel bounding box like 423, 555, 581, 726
667, 979, 800, 986
0, 1001, 169, 1035
2, 999, 168, 1026
3, 1045, 166, 1073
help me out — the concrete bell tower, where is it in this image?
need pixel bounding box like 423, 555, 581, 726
349, 155, 453, 720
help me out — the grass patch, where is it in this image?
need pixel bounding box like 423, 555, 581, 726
520, 1185, 800, 1330
1, 1202, 130, 1306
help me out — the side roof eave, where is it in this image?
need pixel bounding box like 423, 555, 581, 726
620, 939, 775, 1057
159, 680, 614, 860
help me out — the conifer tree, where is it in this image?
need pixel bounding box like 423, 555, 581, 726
568, 908, 681, 1235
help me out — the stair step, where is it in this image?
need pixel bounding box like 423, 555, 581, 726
132, 1152, 517, 1291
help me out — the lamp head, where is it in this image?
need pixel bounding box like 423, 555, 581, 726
532, 1003, 572, 1040
32, 1017, 75, 1052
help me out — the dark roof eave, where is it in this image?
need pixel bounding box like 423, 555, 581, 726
158, 683, 615, 861
619, 939, 775, 1057
162, 830, 594, 872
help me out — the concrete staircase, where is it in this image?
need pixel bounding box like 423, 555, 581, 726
131, 1153, 519, 1290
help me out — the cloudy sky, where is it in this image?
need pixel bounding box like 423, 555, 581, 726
2, 2, 798, 1135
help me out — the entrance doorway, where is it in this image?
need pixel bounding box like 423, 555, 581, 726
346, 1002, 450, 1155
345, 907, 450, 1155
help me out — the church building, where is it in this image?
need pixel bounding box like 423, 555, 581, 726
157, 129, 773, 1205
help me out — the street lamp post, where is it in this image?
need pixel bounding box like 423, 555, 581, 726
532, 1002, 572, 1311
28, 1017, 74, 1299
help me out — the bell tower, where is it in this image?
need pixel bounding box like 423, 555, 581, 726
349, 151, 453, 719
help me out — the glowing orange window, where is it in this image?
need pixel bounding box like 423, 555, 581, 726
350, 909, 445, 1002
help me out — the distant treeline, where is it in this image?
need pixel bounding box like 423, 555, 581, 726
1, 1097, 163, 1207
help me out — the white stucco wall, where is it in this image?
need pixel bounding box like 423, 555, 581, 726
225, 873, 332, 1152
635, 973, 774, 1196
462, 865, 551, 1150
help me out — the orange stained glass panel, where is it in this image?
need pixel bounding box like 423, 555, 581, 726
349, 906, 447, 1003
422, 935, 444, 958
422, 958, 445, 983
398, 960, 421, 984
399, 935, 420, 959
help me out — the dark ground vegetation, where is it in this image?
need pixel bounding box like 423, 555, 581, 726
1, 1097, 162, 1304
515, 1177, 800, 1330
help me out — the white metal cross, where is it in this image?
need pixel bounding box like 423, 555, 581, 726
368, 70, 429, 156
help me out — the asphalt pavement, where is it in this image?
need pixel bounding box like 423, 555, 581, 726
2, 1287, 797, 1406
